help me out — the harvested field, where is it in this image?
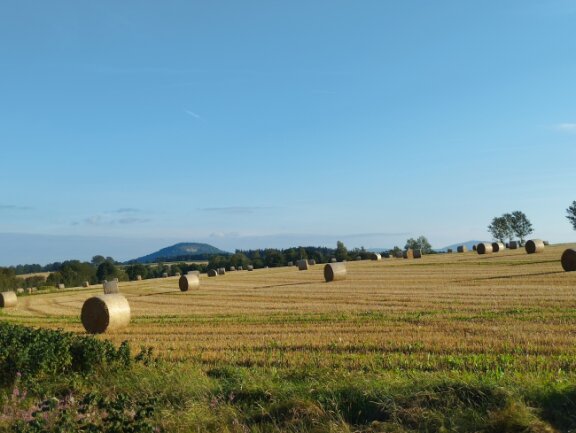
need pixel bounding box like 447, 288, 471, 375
3, 244, 576, 376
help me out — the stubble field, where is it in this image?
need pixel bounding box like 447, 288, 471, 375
3, 244, 576, 431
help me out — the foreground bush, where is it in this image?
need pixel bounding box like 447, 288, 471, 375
0, 323, 131, 387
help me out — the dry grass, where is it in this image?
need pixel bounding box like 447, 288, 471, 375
4, 244, 576, 374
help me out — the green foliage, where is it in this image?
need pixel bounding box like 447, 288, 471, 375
335, 241, 348, 261
488, 211, 534, 243
404, 235, 433, 254
11, 392, 159, 433
488, 216, 514, 242
508, 210, 534, 243
0, 323, 132, 388
567, 201, 576, 231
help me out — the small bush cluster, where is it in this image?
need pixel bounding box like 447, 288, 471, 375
0, 323, 131, 388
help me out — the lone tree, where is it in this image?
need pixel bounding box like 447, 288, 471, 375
335, 241, 348, 262
404, 236, 432, 254
567, 201, 576, 230
487, 216, 513, 242
508, 210, 534, 244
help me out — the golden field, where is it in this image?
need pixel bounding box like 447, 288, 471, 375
3, 244, 576, 375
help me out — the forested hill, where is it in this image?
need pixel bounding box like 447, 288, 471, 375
126, 242, 230, 264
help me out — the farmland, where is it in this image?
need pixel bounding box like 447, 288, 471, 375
2, 244, 576, 432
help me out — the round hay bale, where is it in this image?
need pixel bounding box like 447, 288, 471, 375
413, 250, 422, 259
16, 288, 24, 294
324, 263, 347, 282
207, 269, 218, 277
331, 258, 337, 263
472, 245, 477, 251
218, 268, 226, 275
247, 265, 254, 271
162, 272, 168, 278
509, 241, 518, 249
26, 288, 33, 294
491, 242, 505, 253
287, 261, 293, 266
403, 249, 414, 259
57, 283, 65, 289
179, 274, 200, 292
477, 243, 493, 254
0, 291, 17, 308
525, 239, 545, 254
237, 266, 243, 271
298, 259, 309, 271
82, 281, 90, 288
136, 275, 142, 281
229, 266, 236, 272
81, 294, 130, 334
561, 249, 576, 272
371, 253, 382, 261
457, 245, 467, 253
308, 259, 316, 266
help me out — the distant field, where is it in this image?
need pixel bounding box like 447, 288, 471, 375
4, 244, 576, 374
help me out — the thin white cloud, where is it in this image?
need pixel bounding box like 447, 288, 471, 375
553, 123, 576, 132
200, 206, 275, 214
185, 110, 202, 120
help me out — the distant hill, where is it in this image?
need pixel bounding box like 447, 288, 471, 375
439, 240, 485, 252
126, 242, 230, 264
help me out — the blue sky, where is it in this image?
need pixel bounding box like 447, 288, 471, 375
1, 1, 575, 265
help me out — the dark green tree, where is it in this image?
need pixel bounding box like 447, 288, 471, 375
487, 216, 513, 242
508, 210, 534, 244
335, 241, 348, 262
404, 236, 432, 254
96, 261, 119, 282
567, 201, 576, 230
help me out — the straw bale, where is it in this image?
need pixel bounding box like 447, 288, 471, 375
476, 243, 493, 254
509, 241, 518, 249
179, 274, 200, 291
57, 283, 65, 289
81, 294, 130, 334
525, 239, 545, 254
103, 280, 120, 294
207, 269, 218, 277
472, 245, 477, 251
491, 242, 505, 253
82, 281, 90, 288
136, 275, 142, 281
16, 288, 24, 294
229, 266, 236, 271
237, 266, 243, 271
162, 272, 168, 278
371, 253, 382, 261
561, 249, 576, 272
308, 259, 316, 266
298, 259, 309, 271
331, 258, 337, 263
457, 245, 467, 253
403, 249, 414, 259
0, 291, 17, 308
324, 262, 347, 282
218, 268, 226, 275
247, 265, 254, 271
287, 261, 293, 266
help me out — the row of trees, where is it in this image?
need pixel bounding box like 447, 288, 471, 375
487, 211, 534, 243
